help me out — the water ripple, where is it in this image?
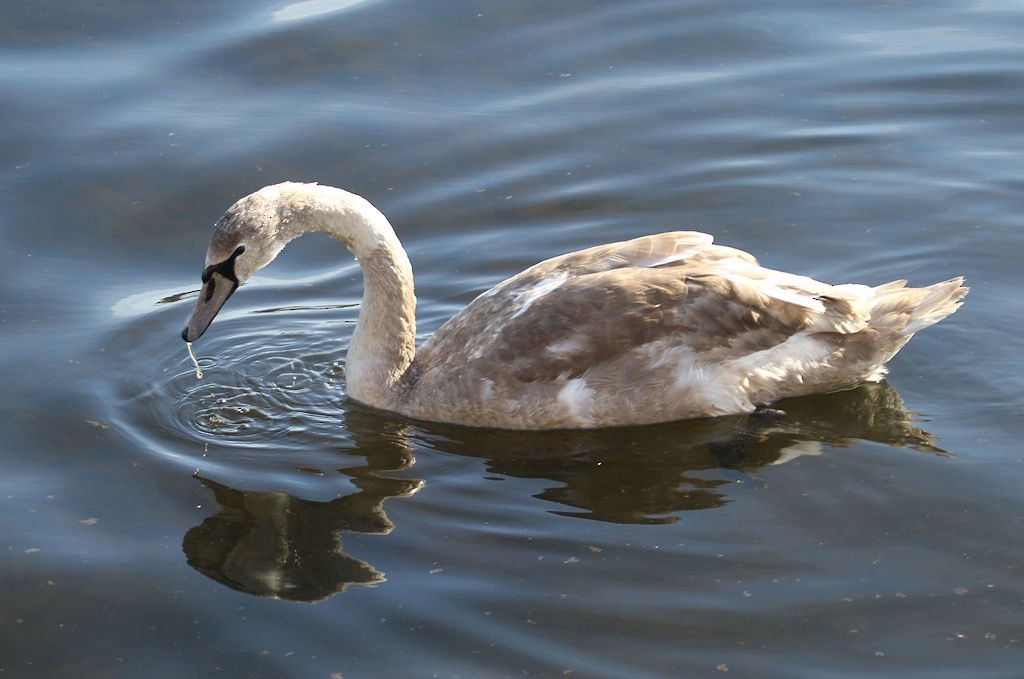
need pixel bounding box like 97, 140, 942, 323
104, 280, 370, 486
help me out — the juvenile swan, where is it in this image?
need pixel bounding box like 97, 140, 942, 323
182, 182, 967, 429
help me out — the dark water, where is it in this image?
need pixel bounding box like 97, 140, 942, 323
2, 0, 1023, 676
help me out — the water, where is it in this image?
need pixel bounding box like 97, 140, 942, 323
2, 0, 1022, 676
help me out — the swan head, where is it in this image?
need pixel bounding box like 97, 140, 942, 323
181, 186, 295, 342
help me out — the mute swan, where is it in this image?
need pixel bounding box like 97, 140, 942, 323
182, 182, 967, 430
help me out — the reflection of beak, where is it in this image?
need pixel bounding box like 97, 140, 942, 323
181, 272, 238, 342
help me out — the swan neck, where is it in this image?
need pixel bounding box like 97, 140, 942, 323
293, 187, 416, 409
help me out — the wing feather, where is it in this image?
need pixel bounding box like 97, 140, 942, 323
417, 232, 856, 385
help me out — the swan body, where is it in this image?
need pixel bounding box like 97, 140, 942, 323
183, 182, 967, 430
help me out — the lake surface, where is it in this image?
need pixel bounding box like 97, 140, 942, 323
2, 0, 1023, 676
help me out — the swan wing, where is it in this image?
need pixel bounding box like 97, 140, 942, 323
404, 231, 965, 427
418, 232, 863, 383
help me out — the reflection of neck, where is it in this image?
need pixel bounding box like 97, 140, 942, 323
285, 186, 417, 410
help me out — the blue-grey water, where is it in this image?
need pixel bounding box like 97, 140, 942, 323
2, 0, 1022, 677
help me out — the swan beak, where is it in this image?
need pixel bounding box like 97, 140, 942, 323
181, 272, 238, 342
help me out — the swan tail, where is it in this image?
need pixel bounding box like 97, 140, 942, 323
869, 276, 968, 337
829, 277, 968, 384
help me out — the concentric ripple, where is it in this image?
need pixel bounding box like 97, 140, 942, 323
174, 334, 348, 442
103, 282, 391, 489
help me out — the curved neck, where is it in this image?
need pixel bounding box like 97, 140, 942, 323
281, 185, 416, 408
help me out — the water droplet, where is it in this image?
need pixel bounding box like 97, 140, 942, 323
186, 342, 204, 379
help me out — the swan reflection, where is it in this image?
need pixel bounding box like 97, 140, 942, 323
415, 380, 947, 523
183, 381, 947, 599
183, 411, 422, 601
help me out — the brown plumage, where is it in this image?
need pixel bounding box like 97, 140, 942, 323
183, 183, 967, 429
